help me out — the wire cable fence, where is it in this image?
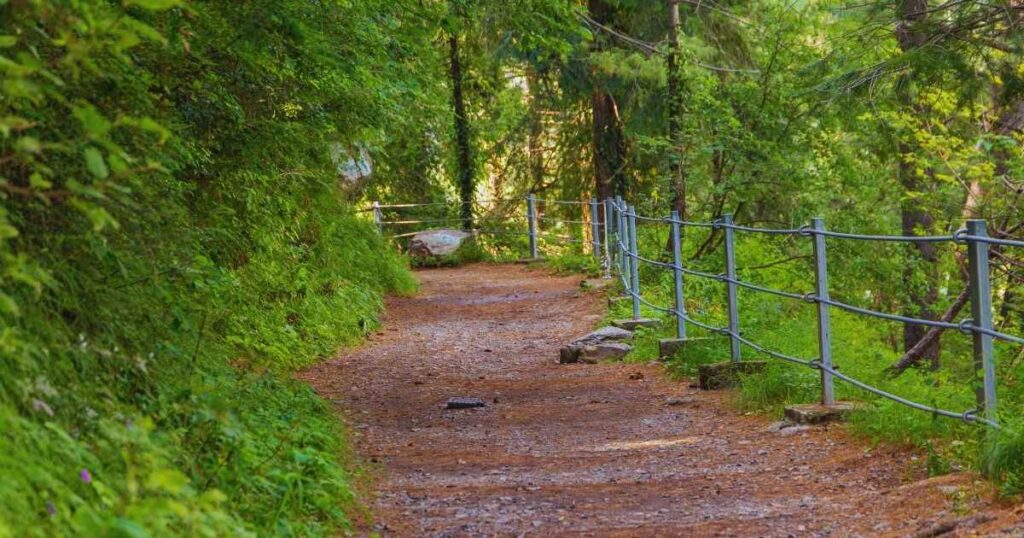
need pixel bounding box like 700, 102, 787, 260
606, 200, 1013, 429
366, 195, 1020, 429
368, 194, 602, 258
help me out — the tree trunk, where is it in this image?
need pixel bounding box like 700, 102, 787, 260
589, 0, 628, 201
449, 30, 474, 231
667, 0, 686, 222
896, 0, 940, 368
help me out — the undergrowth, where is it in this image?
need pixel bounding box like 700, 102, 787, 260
1, 1, 416, 535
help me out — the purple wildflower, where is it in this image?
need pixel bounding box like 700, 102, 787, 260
46, 501, 56, 517
80, 469, 92, 484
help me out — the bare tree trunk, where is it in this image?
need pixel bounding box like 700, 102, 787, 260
449, 29, 474, 231
589, 0, 628, 201
667, 0, 686, 222
896, 0, 940, 368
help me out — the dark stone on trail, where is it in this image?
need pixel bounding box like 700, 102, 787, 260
446, 397, 486, 409
697, 360, 768, 390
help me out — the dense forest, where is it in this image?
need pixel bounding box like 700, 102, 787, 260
3, 0, 1024, 534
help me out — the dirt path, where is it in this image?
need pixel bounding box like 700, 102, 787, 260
299, 263, 1020, 537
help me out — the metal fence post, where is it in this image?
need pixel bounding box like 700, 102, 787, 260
372, 201, 383, 233
722, 214, 741, 362
618, 199, 628, 280
603, 197, 613, 278
811, 217, 835, 406
590, 198, 601, 259
527, 194, 538, 259
671, 210, 686, 339
967, 219, 997, 421
628, 205, 641, 320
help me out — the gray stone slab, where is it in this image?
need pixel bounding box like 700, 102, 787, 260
578, 342, 632, 364
611, 318, 662, 331
408, 229, 472, 257
783, 402, 856, 424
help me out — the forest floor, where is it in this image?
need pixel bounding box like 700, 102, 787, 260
299, 263, 1024, 537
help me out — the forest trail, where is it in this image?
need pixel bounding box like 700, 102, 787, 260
299, 264, 1020, 537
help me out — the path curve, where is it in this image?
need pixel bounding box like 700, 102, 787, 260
300, 263, 1017, 537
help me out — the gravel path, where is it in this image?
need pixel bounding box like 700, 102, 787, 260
299, 263, 1020, 537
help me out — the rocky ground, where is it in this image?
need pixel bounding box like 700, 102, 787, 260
299, 263, 1024, 537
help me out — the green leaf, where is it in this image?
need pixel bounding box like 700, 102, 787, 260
84, 147, 109, 179
14, 136, 40, 153
28, 172, 51, 189
0, 291, 19, 316
0, 36, 16, 48
72, 103, 111, 137
146, 468, 190, 494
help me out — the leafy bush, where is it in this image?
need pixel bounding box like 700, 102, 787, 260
1, 0, 416, 535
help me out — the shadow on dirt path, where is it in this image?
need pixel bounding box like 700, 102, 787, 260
299, 263, 1020, 537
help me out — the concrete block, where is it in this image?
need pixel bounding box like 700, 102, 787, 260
658, 337, 711, 359
611, 318, 662, 331
697, 360, 768, 390
783, 402, 856, 424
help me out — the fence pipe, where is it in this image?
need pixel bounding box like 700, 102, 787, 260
603, 197, 613, 278
590, 198, 601, 259
618, 199, 629, 282
628, 206, 641, 320
527, 194, 538, 259
811, 217, 835, 406
967, 220, 997, 422
671, 210, 686, 339
722, 215, 741, 362
372, 202, 383, 233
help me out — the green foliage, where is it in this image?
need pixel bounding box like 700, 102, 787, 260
983, 421, 1024, 497
545, 252, 602, 277
1, 0, 419, 534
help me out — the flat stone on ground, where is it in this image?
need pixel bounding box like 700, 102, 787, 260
784, 402, 856, 424
611, 318, 662, 331
578, 342, 632, 364
559, 326, 634, 363
445, 397, 487, 409
697, 360, 767, 390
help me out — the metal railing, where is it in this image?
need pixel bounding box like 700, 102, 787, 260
369, 194, 603, 255
368, 195, 1023, 428
605, 199, 1020, 429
